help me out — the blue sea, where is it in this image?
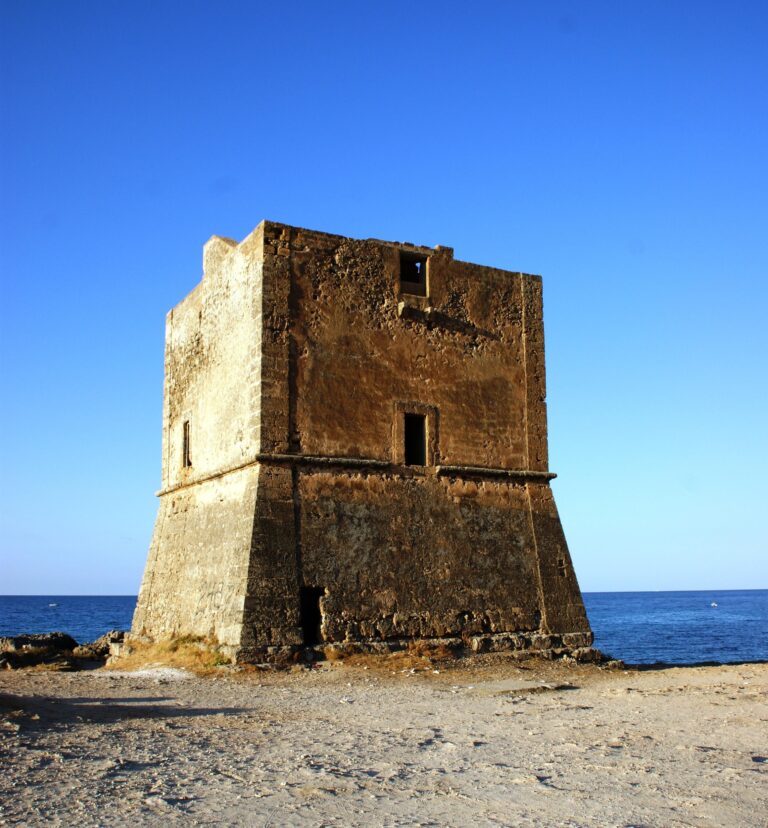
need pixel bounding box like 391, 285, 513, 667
0, 590, 766, 665
585, 589, 767, 665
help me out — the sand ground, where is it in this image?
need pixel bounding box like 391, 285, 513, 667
1, 656, 766, 827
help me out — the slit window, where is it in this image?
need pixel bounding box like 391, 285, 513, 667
399, 251, 428, 297
404, 413, 427, 466
182, 420, 192, 468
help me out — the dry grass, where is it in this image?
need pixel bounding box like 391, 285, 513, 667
109, 637, 460, 675
336, 640, 461, 672
406, 640, 459, 661
106, 636, 231, 675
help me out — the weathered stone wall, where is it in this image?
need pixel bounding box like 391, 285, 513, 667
299, 472, 542, 641
237, 222, 589, 649
162, 226, 264, 491
133, 227, 266, 648
279, 226, 532, 467
134, 220, 591, 658
132, 465, 259, 647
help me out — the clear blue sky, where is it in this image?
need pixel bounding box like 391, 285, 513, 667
1, 1, 766, 594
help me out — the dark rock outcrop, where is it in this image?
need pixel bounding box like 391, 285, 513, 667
0, 632, 78, 653
73, 630, 125, 659
0, 632, 79, 670
0, 630, 127, 670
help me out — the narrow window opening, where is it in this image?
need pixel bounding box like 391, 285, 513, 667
404, 413, 427, 466
182, 420, 192, 468
299, 586, 325, 646
557, 557, 566, 577
399, 251, 428, 297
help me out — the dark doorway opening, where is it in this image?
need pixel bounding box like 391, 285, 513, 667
299, 586, 325, 645
404, 413, 427, 466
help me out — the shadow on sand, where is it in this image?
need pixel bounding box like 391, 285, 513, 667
0, 692, 249, 729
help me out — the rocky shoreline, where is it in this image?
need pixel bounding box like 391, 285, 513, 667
2, 628, 619, 673
0, 631, 125, 671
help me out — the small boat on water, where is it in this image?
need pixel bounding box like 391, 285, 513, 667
48, 603, 57, 607
711, 601, 718, 608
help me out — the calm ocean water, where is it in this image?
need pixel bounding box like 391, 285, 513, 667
0, 590, 766, 665
585, 589, 767, 665
0, 596, 137, 646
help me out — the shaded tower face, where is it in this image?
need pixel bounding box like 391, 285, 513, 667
132, 221, 592, 661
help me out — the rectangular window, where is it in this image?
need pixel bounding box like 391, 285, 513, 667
399, 251, 428, 297
182, 420, 192, 468
404, 413, 427, 466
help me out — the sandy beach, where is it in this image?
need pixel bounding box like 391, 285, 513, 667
1, 656, 766, 827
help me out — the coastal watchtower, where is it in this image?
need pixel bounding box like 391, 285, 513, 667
132, 221, 592, 661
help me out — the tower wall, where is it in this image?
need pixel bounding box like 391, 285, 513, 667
132, 464, 259, 645
132, 227, 266, 649
133, 220, 592, 659
237, 223, 590, 653
298, 472, 542, 640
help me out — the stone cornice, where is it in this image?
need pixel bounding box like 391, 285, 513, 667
157, 453, 556, 496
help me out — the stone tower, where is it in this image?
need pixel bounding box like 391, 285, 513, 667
132, 221, 592, 660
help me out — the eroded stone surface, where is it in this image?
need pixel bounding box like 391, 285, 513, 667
132, 221, 592, 660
